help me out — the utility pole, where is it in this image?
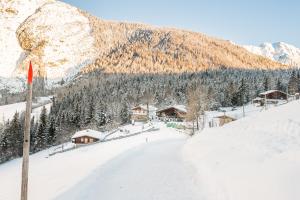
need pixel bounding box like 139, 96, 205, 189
21, 61, 33, 200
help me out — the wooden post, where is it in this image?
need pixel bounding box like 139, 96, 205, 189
21, 62, 33, 200
242, 94, 245, 117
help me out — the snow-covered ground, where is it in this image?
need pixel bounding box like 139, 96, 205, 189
1, 100, 300, 200
55, 136, 203, 200
0, 123, 192, 200
204, 102, 288, 128
0, 96, 52, 123
104, 122, 155, 140
184, 100, 300, 200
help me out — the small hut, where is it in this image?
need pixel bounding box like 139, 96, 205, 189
71, 129, 104, 144
213, 115, 236, 127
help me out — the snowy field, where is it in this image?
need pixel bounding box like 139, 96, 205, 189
0, 96, 52, 123
204, 102, 287, 127
184, 100, 300, 200
104, 122, 154, 140
1, 100, 300, 200
0, 123, 191, 200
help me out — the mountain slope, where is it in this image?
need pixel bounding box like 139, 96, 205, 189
0, 0, 287, 92
83, 13, 286, 74
243, 42, 300, 67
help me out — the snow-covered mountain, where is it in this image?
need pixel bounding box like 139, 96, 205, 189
243, 42, 300, 67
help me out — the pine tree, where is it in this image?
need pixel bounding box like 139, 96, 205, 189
120, 102, 130, 124
276, 79, 284, 91
36, 106, 48, 150
237, 78, 248, 106
30, 117, 38, 153
47, 116, 56, 146
10, 112, 22, 157
264, 76, 270, 91
288, 71, 299, 95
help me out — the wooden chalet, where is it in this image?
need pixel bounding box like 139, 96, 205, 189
71, 129, 104, 144
252, 90, 288, 106
131, 105, 157, 122
259, 90, 288, 100
156, 105, 187, 121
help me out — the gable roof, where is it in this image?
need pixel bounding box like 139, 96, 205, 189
157, 105, 187, 113
71, 129, 105, 140
260, 90, 287, 95
214, 114, 236, 120
132, 105, 157, 111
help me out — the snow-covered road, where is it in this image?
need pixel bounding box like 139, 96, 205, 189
55, 138, 204, 200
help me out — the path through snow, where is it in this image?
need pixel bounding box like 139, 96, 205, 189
55, 138, 204, 200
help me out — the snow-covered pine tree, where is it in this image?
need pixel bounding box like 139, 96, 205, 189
10, 112, 22, 157
288, 71, 299, 95
120, 102, 130, 124
47, 116, 56, 146
30, 116, 38, 153
36, 106, 48, 150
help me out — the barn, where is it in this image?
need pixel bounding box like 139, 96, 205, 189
71, 129, 104, 144
156, 105, 187, 121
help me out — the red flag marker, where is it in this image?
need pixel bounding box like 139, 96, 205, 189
28, 61, 33, 84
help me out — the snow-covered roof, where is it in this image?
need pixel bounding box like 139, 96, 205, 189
214, 114, 236, 120
253, 97, 263, 100
71, 129, 105, 140
259, 90, 286, 95
158, 105, 187, 113
172, 105, 187, 113
132, 105, 157, 111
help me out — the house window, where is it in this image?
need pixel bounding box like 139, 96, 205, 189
80, 138, 84, 143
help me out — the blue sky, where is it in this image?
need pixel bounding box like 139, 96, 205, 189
62, 0, 300, 47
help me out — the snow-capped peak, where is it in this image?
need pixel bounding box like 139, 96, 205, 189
243, 42, 300, 67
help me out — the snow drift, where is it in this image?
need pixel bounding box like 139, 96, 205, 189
184, 100, 300, 200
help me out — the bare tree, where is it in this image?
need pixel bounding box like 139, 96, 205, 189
186, 86, 209, 134
140, 89, 156, 121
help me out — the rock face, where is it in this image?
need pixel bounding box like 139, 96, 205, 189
0, 0, 95, 92
0, 0, 288, 92
243, 42, 300, 67
0, 0, 53, 78
16, 1, 95, 81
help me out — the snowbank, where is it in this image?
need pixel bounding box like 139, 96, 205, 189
183, 100, 300, 200
0, 122, 186, 200
0, 96, 52, 123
